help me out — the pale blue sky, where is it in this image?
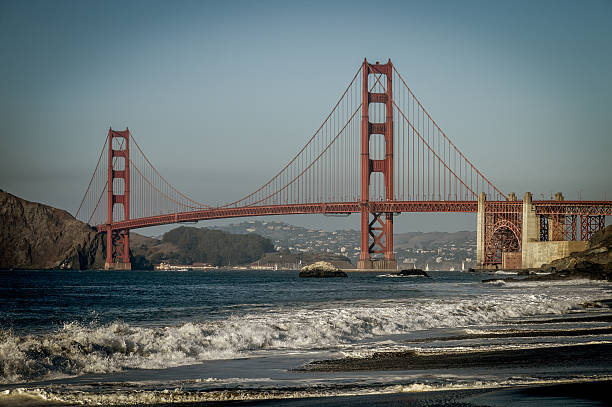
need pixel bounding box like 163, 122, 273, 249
1, 0, 611, 233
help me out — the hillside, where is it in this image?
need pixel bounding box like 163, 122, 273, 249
394, 231, 476, 249
212, 221, 475, 250
0, 190, 106, 270
132, 226, 276, 266
130, 232, 179, 266
210, 220, 476, 269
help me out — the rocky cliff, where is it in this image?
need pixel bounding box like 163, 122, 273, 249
484, 226, 612, 283
0, 190, 106, 270
536, 225, 612, 280
482, 225, 612, 284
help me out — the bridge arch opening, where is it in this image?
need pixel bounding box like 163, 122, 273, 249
486, 222, 521, 267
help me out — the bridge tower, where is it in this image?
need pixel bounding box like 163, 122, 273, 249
105, 128, 131, 270
358, 59, 397, 270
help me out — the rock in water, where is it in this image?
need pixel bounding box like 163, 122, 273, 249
299, 261, 348, 278
398, 269, 430, 278
0, 190, 106, 270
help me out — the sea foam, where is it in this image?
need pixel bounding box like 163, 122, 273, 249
0, 292, 600, 383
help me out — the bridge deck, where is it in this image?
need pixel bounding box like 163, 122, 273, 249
96, 201, 479, 231
96, 200, 612, 231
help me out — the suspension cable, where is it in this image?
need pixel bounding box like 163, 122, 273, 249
222, 64, 364, 208
393, 66, 506, 199
75, 136, 108, 218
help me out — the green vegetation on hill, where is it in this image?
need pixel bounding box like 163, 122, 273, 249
148, 226, 275, 266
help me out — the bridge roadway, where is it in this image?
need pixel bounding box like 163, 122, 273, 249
96, 201, 479, 231
96, 200, 612, 232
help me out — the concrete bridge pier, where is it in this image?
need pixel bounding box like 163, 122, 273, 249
105, 262, 131, 270
521, 192, 540, 267
521, 191, 587, 268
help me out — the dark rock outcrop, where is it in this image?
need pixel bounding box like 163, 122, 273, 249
483, 225, 612, 283
535, 225, 612, 281
483, 263, 611, 283
299, 261, 348, 278
0, 190, 106, 270
398, 269, 430, 277
541, 226, 612, 275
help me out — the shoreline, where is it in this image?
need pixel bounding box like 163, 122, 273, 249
3, 379, 610, 406
222, 380, 612, 406
299, 342, 612, 372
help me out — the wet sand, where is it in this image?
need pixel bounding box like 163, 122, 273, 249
124, 389, 492, 406
112, 380, 611, 406
405, 326, 612, 343
508, 313, 612, 324
299, 342, 612, 372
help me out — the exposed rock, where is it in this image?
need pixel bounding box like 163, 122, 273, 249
536, 225, 612, 281
483, 225, 612, 283
590, 225, 612, 249
299, 261, 347, 278
0, 190, 106, 270
541, 226, 612, 274
398, 269, 430, 278
581, 301, 604, 309
483, 268, 610, 283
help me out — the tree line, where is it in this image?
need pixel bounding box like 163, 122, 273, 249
151, 226, 275, 266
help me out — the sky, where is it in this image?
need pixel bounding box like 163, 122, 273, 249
1, 0, 611, 235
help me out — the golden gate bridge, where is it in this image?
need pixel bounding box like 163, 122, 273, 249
75, 59, 612, 270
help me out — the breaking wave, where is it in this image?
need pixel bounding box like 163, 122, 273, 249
0, 293, 599, 383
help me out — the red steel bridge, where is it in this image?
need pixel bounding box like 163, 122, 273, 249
76, 59, 612, 270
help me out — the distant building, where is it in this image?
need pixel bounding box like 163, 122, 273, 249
155, 262, 210, 271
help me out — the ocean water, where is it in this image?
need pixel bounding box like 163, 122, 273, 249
0, 269, 611, 405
